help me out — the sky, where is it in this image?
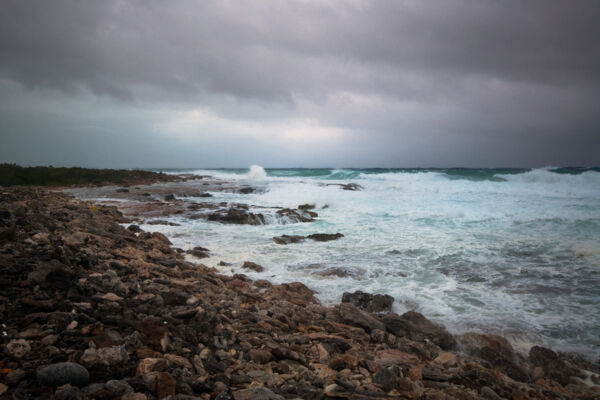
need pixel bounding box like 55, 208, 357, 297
1, 0, 599, 168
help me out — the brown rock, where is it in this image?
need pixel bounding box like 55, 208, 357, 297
335, 303, 386, 333
381, 311, 456, 350
4, 339, 31, 358
136, 358, 168, 375
151, 371, 175, 398
242, 261, 264, 272
249, 348, 273, 363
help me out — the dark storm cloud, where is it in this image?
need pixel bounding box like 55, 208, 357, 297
0, 0, 599, 167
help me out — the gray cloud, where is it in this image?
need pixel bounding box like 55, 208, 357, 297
1, 0, 599, 167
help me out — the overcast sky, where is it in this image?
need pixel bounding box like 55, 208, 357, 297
1, 0, 599, 168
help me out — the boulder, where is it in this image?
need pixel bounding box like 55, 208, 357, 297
335, 303, 386, 333
341, 290, 394, 312
381, 311, 456, 350
529, 345, 576, 386
459, 333, 528, 381
36, 362, 90, 387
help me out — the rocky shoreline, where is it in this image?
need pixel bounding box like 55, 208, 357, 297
1, 186, 599, 399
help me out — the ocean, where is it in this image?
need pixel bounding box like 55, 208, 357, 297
147, 166, 600, 359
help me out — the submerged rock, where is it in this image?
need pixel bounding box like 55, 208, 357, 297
307, 233, 343, 242
272, 235, 305, 245
273, 233, 343, 245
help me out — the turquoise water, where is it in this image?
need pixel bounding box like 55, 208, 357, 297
150, 166, 600, 359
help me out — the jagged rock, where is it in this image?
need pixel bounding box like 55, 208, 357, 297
381, 311, 456, 350
36, 362, 90, 387
242, 261, 264, 272
186, 246, 210, 258
335, 302, 386, 333
529, 345, 576, 386
459, 332, 529, 381
341, 290, 394, 312
208, 207, 265, 225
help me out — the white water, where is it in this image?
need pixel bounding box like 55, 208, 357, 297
149, 167, 600, 359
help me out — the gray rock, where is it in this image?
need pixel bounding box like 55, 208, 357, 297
55, 386, 83, 400
37, 362, 90, 387
105, 379, 134, 396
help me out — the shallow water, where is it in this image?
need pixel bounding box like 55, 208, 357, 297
144, 166, 600, 359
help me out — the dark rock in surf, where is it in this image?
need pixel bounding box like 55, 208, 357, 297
342, 290, 394, 313
242, 261, 264, 272
186, 246, 210, 259
273, 235, 306, 245
307, 233, 344, 242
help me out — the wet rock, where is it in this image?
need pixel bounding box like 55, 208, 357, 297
298, 203, 316, 210
186, 246, 210, 258
36, 362, 90, 387
341, 290, 394, 312
529, 345, 576, 386
381, 311, 456, 350
239, 187, 254, 194
208, 207, 265, 225
459, 332, 529, 381
307, 233, 344, 242
273, 235, 305, 244
335, 302, 386, 333
116, 188, 130, 193
164, 194, 176, 201
242, 261, 264, 272
276, 208, 317, 223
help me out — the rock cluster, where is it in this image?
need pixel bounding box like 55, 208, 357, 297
0, 187, 599, 399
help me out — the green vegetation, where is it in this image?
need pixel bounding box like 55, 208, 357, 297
0, 164, 170, 186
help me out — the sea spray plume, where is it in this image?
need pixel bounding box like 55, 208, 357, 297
248, 165, 267, 180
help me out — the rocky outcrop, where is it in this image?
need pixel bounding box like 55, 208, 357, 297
0, 187, 597, 400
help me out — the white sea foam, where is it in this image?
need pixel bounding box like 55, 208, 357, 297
248, 165, 267, 180
150, 167, 600, 360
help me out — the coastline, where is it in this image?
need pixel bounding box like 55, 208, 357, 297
0, 183, 599, 399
